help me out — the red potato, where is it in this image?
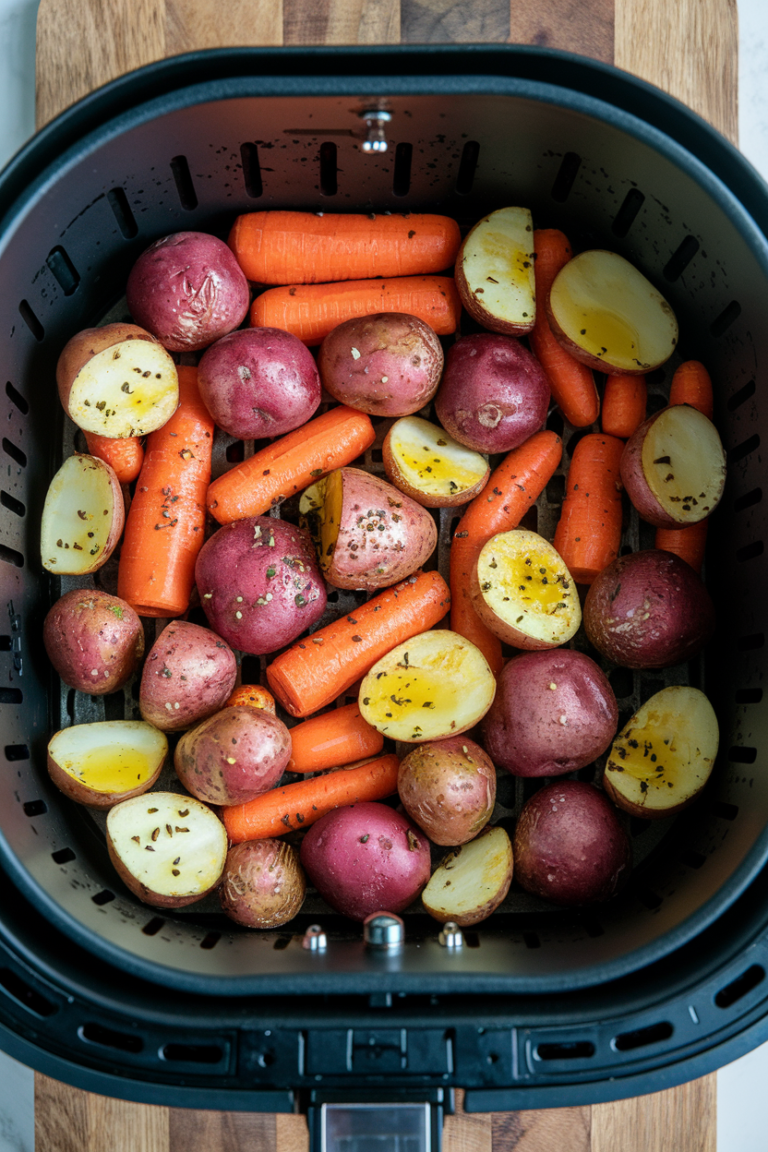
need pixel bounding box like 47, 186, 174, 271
47, 721, 167, 808
197, 327, 321, 439
195, 517, 327, 656
398, 736, 496, 846
318, 312, 443, 417
300, 801, 431, 921
434, 333, 550, 454
126, 231, 250, 352
43, 590, 144, 695
139, 621, 237, 732
219, 841, 306, 929
422, 825, 514, 925
455, 206, 536, 335
174, 706, 291, 806
483, 650, 618, 778
382, 417, 489, 508
41, 454, 124, 575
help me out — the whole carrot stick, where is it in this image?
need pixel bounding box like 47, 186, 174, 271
267, 569, 450, 718
250, 276, 461, 346
83, 432, 144, 484
223, 753, 400, 843
450, 430, 563, 676
602, 374, 647, 439
229, 211, 461, 284
669, 360, 713, 419
655, 521, 708, 573
553, 433, 624, 585
117, 366, 213, 617
226, 685, 276, 714
287, 702, 384, 774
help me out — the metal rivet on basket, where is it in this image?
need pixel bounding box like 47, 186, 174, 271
363, 911, 404, 950
360, 110, 392, 154
302, 924, 328, 952
438, 922, 464, 949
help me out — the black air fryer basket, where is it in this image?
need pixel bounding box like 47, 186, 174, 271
1, 44, 768, 1121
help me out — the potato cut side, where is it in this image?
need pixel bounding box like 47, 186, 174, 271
604, 686, 719, 818
107, 792, 227, 907
640, 406, 726, 525
548, 250, 678, 373
471, 529, 581, 648
422, 826, 513, 925
67, 339, 179, 437
383, 416, 489, 507
41, 454, 124, 574
358, 629, 496, 743
299, 474, 342, 574
48, 721, 168, 808
456, 207, 536, 334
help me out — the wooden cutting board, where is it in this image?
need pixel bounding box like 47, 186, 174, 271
33, 0, 736, 1148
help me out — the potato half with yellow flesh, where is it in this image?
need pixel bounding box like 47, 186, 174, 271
359, 630, 496, 743
47, 721, 167, 808
41, 454, 124, 574
456, 207, 536, 334
422, 825, 513, 926
603, 686, 719, 819
470, 529, 581, 649
382, 416, 490, 507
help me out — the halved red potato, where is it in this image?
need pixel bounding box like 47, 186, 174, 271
47, 721, 167, 808
358, 629, 496, 743
470, 529, 581, 649
41, 454, 124, 574
547, 250, 678, 374
422, 825, 513, 926
382, 417, 489, 507
603, 686, 719, 819
455, 207, 536, 334
56, 322, 179, 437
620, 405, 726, 528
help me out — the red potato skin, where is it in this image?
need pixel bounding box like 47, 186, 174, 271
44, 589, 144, 696
56, 323, 160, 417
398, 736, 496, 846
514, 781, 631, 906
219, 840, 306, 928
300, 801, 432, 921
174, 706, 291, 806
126, 231, 250, 352
196, 517, 326, 656
483, 651, 618, 778
434, 333, 550, 454
197, 327, 321, 439
139, 621, 237, 732
620, 408, 715, 529
318, 313, 444, 417
583, 550, 716, 669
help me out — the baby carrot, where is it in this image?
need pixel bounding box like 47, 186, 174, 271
223, 753, 400, 843
117, 366, 213, 617
229, 211, 461, 284
83, 432, 144, 484
602, 374, 648, 439
553, 433, 624, 585
207, 405, 375, 525
250, 276, 461, 346
655, 520, 708, 573
226, 684, 276, 714
669, 360, 714, 419
267, 569, 450, 718
286, 702, 384, 774
450, 430, 563, 676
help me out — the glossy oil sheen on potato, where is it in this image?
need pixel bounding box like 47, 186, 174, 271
422, 825, 513, 925
41, 454, 124, 574
456, 207, 536, 334
383, 416, 489, 507
47, 720, 167, 808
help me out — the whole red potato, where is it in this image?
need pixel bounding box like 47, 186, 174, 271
219, 840, 306, 928
43, 589, 144, 695
175, 706, 291, 806
139, 621, 237, 732
398, 736, 496, 845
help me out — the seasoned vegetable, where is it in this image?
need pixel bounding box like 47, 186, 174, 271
553, 433, 624, 585
43, 590, 144, 696
41, 454, 124, 575
219, 840, 306, 929
382, 416, 489, 508
455, 207, 536, 334
422, 826, 513, 926
398, 736, 496, 845
139, 621, 237, 733
174, 706, 291, 806
47, 721, 167, 809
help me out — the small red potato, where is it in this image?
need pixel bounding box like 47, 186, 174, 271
382, 417, 489, 508
422, 825, 514, 925
43, 589, 144, 695
174, 706, 291, 806
398, 736, 496, 846
483, 650, 618, 778
318, 312, 443, 417
139, 621, 237, 732
455, 207, 536, 335
300, 801, 431, 921
514, 781, 631, 906
41, 454, 124, 575
583, 549, 716, 669
47, 721, 167, 808
219, 840, 306, 929
126, 231, 250, 352
434, 333, 550, 454
197, 327, 321, 439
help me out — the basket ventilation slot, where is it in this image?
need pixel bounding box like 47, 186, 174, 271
393, 142, 413, 197
729, 435, 760, 465
0, 545, 23, 569
728, 380, 755, 411
46, 246, 80, 296
613, 1021, 673, 1051
581, 919, 605, 938
107, 188, 138, 239
536, 1041, 595, 1060
5, 382, 28, 415
92, 889, 116, 906
161, 1042, 224, 1064
735, 541, 764, 563
550, 152, 581, 202
18, 300, 43, 342
710, 300, 741, 337
170, 155, 198, 211
240, 143, 263, 198
734, 488, 762, 513
523, 932, 541, 950
713, 800, 739, 820
273, 935, 291, 950
0, 492, 25, 518
5, 744, 28, 760
735, 688, 763, 704
663, 235, 699, 281
611, 188, 645, 237
715, 964, 765, 1008
455, 140, 480, 195
200, 932, 221, 950
79, 1022, 143, 1053
637, 890, 663, 910
0, 687, 23, 703
728, 746, 756, 764
319, 142, 337, 196
22, 799, 45, 817
737, 633, 763, 652
142, 917, 165, 937
680, 849, 706, 869
2, 439, 26, 467
51, 848, 75, 865
0, 969, 57, 1018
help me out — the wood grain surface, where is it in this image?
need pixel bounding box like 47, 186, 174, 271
33, 0, 732, 1148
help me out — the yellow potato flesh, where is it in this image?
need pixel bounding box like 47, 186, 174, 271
477, 529, 580, 645
49, 721, 167, 797
462, 207, 536, 328
422, 826, 513, 924
641, 406, 726, 524
389, 417, 487, 501
68, 340, 179, 437
319, 469, 343, 573
41, 455, 118, 573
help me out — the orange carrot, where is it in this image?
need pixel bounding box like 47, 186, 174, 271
530, 229, 599, 427
553, 434, 624, 585
450, 431, 563, 676
250, 276, 461, 346
267, 570, 450, 718
669, 360, 714, 419
655, 520, 709, 573
207, 405, 375, 525
226, 685, 276, 714
117, 366, 213, 617
286, 702, 384, 774
83, 432, 144, 484
223, 753, 400, 843
602, 374, 648, 439
229, 211, 461, 284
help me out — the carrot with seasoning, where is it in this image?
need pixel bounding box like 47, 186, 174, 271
553, 433, 624, 585
602, 374, 647, 439
229, 211, 461, 284
226, 684, 276, 714
287, 702, 384, 774
267, 569, 450, 718
117, 366, 213, 617
207, 405, 375, 525
250, 276, 461, 346
223, 753, 400, 843
669, 360, 714, 419
450, 430, 563, 677
529, 229, 600, 427
83, 432, 144, 484
655, 521, 708, 573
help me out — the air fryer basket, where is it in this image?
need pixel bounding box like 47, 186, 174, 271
1, 45, 768, 1006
